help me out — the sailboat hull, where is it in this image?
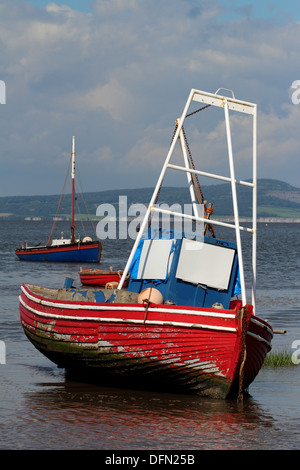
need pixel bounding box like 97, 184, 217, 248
15, 240, 102, 262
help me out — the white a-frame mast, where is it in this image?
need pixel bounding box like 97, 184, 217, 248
118, 88, 257, 313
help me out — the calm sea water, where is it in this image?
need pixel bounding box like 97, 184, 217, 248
0, 220, 299, 450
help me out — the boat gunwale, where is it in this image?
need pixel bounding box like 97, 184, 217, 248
20, 284, 272, 347
20, 296, 239, 333
15, 240, 101, 254
20, 283, 240, 318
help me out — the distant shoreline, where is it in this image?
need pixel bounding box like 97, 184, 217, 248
1, 215, 300, 223
219, 217, 300, 223
1, 179, 300, 220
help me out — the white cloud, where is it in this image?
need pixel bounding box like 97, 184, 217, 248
91, 0, 138, 16
257, 104, 300, 179
66, 78, 134, 121
0, 0, 300, 196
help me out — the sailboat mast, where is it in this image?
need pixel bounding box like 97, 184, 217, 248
71, 136, 76, 244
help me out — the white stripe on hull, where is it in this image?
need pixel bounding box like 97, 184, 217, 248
20, 296, 237, 333
21, 285, 236, 319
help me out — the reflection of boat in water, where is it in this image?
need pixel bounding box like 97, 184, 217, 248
19, 87, 273, 399
15, 137, 102, 263
23, 380, 276, 449
79, 266, 128, 287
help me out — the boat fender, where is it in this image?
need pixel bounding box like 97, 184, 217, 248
105, 282, 119, 289
82, 236, 93, 243
138, 288, 164, 305
212, 302, 224, 309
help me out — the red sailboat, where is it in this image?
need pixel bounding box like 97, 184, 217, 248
19, 88, 273, 399
79, 266, 129, 287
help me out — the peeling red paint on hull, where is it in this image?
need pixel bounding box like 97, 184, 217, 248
19, 283, 273, 399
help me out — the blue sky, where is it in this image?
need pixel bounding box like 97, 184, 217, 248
0, 0, 300, 196
28, 0, 93, 12
27, 0, 300, 20
218, 0, 300, 20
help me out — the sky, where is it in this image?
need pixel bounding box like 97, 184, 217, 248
0, 0, 300, 197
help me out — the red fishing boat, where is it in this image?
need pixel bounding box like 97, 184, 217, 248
19, 283, 272, 398
79, 266, 128, 287
19, 88, 273, 399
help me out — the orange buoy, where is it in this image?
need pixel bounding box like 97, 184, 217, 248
138, 288, 163, 305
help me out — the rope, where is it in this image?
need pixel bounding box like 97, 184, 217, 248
47, 153, 72, 245
182, 125, 204, 204
143, 282, 153, 324
75, 158, 97, 237
148, 103, 212, 232
155, 104, 211, 208
75, 196, 86, 238
238, 306, 248, 401
186, 103, 211, 118
182, 121, 216, 237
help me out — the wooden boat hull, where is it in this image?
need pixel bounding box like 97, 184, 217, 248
19, 283, 273, 398
15, 241, 102, 263
79, 268, 128, 287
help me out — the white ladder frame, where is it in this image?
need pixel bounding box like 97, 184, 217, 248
118, 88, 257, 313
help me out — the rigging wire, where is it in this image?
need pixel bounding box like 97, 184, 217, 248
47, 153, 72, 245
150, 103, 215, 236
47, 148, 96, 244
75, 156, 97, 237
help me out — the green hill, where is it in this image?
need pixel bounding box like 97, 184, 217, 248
1, 179, 300, 220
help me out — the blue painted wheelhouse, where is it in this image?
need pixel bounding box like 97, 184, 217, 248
127, 228, 240, 310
